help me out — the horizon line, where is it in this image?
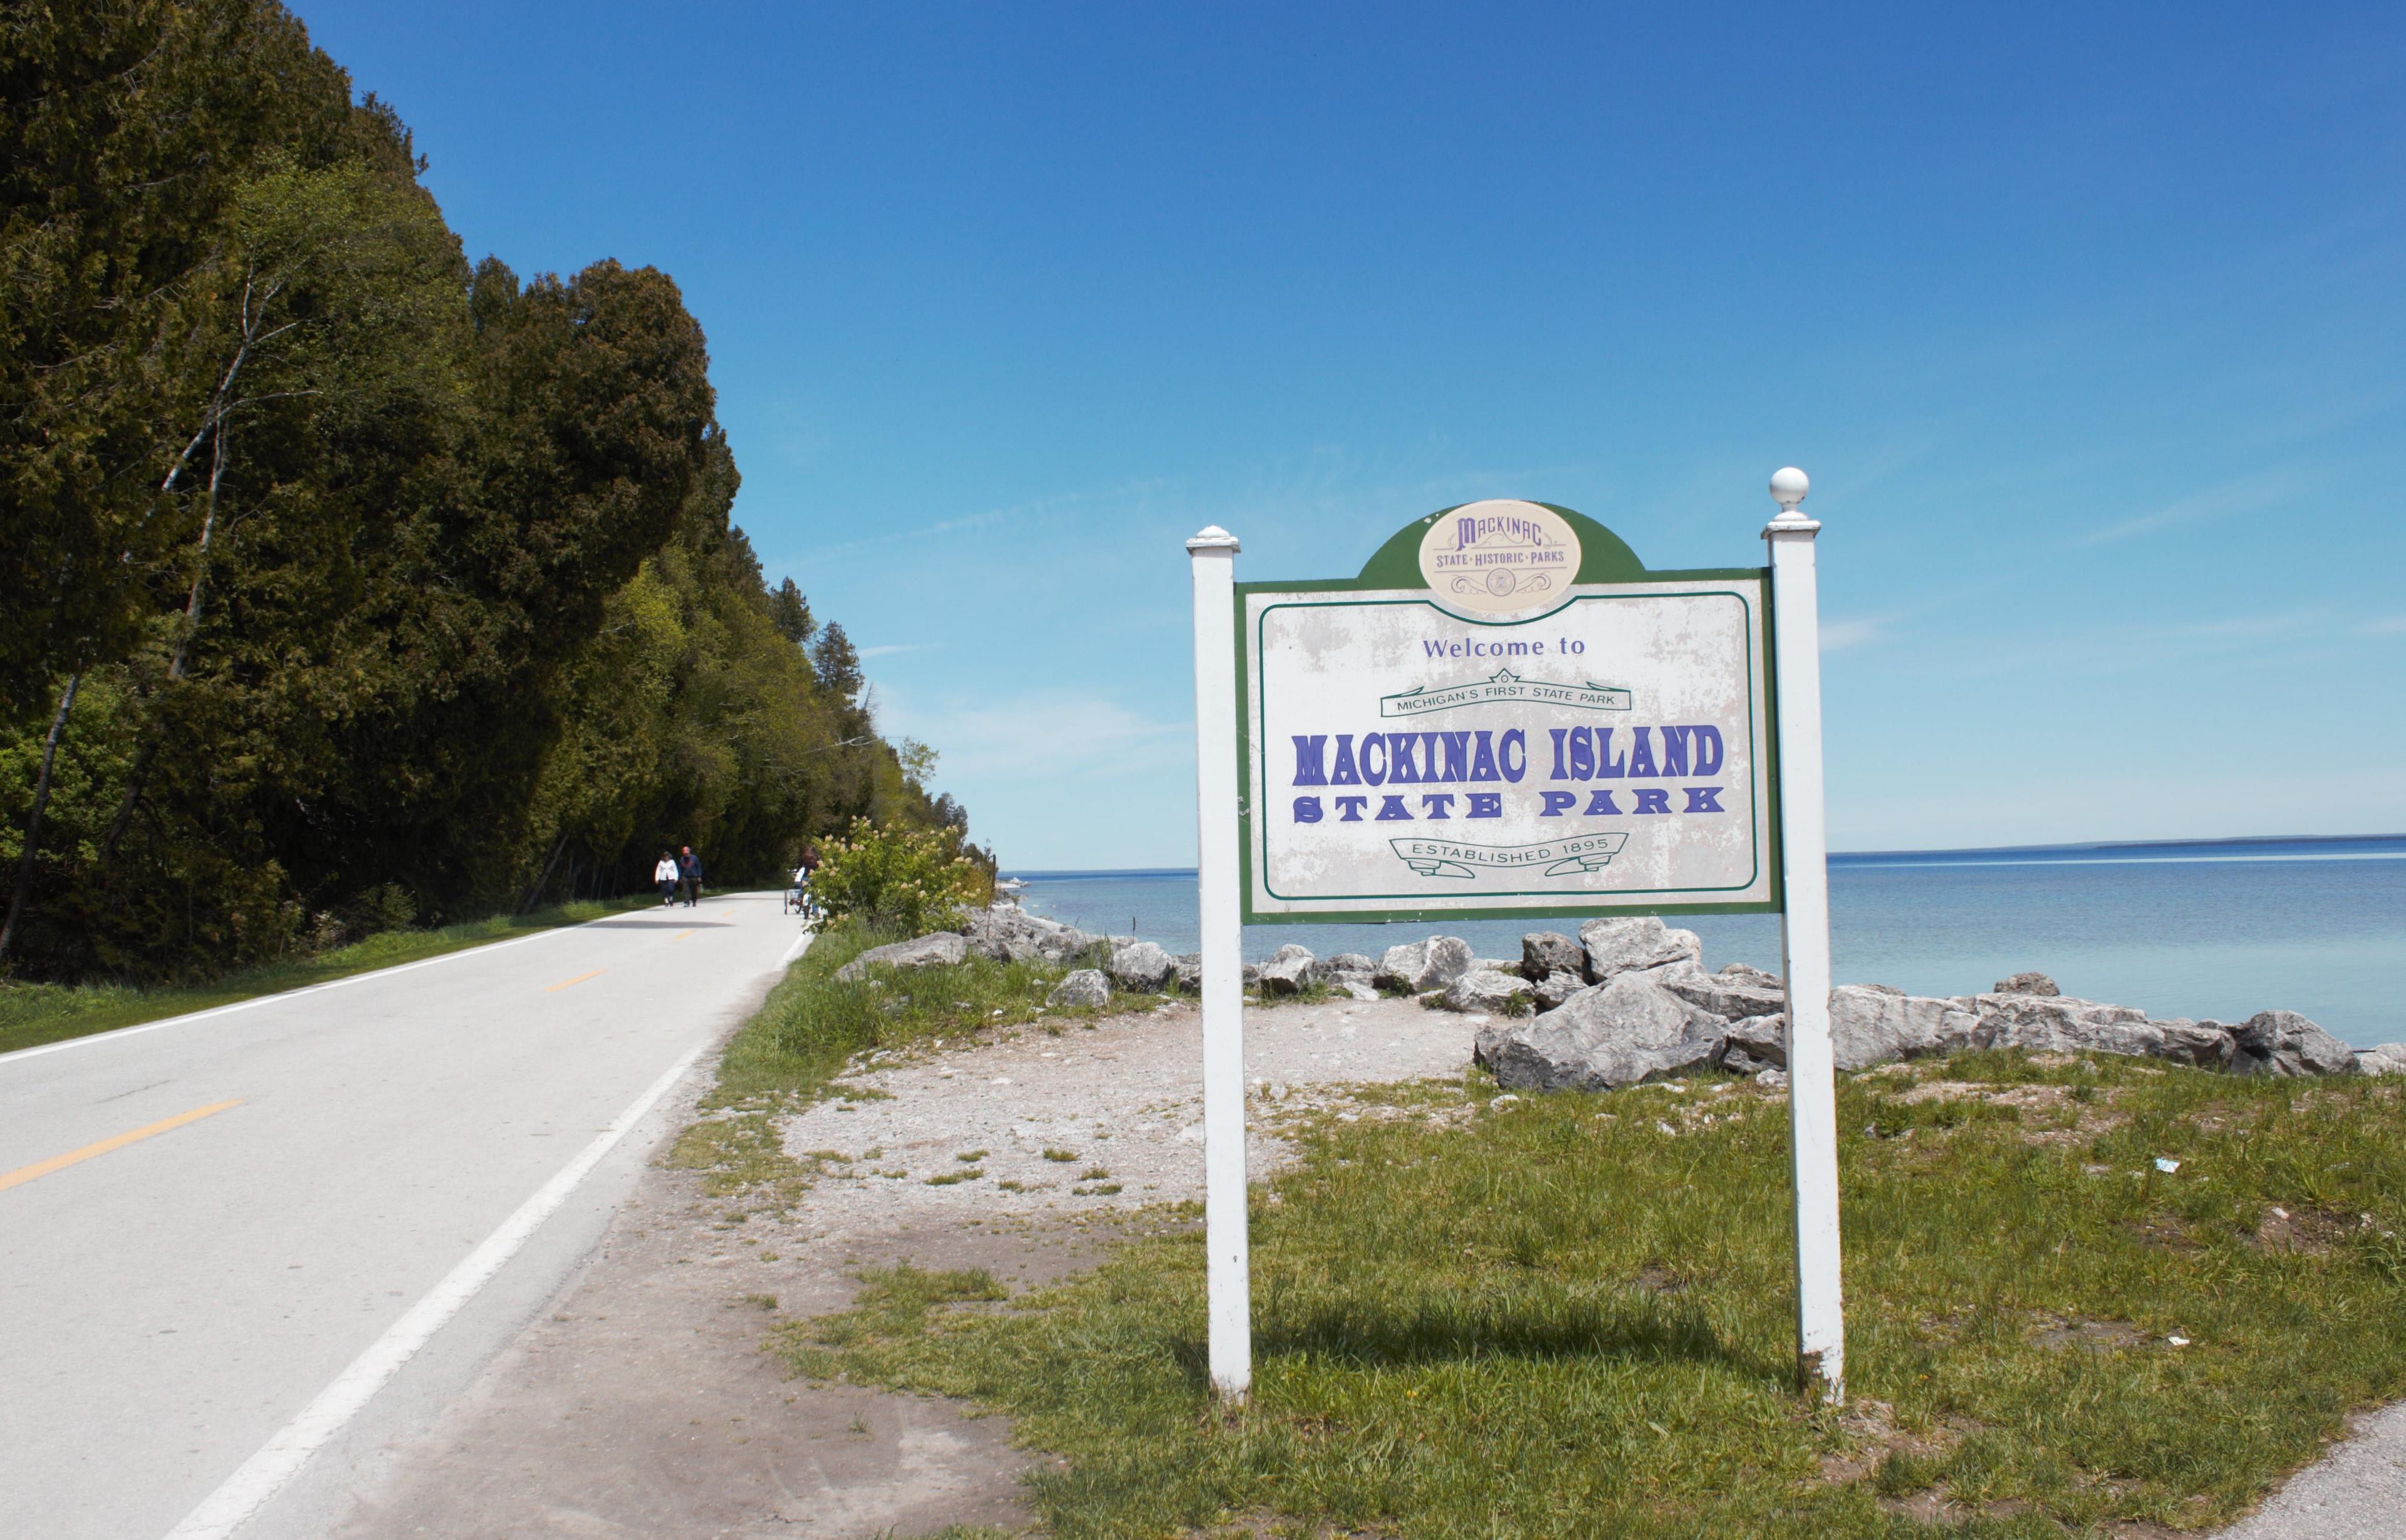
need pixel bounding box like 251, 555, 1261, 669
1001, 831, 2406, 880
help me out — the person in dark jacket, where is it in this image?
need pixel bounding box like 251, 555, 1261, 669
677, 845, 705, 907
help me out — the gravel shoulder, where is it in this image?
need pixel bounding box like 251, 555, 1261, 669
331, 993, 1482, 1537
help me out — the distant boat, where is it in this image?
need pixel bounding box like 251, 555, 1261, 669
995, 877, 1029, 893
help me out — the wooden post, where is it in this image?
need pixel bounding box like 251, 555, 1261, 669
1187, 524, 1251, 1402
1764, 466, 1846, 1403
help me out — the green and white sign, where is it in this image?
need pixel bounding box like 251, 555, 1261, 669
1237, 499, 1779, 922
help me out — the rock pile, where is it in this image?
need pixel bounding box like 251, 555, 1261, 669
1462, 917, 2399, 1092
833, 905, 2405, 1088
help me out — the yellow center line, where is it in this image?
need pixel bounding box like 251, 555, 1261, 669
721, 908, 736, 918
544, 969, 606, 992
1, 1099, 243, 1194
674, 929, 695, 941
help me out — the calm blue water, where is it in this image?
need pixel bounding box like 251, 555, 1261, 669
1005, 836, 2406, 1048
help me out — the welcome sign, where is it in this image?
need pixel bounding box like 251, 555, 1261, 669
1237, 501, 1779, 921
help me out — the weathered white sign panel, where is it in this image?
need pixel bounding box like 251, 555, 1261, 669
1239, 504, 1776, 920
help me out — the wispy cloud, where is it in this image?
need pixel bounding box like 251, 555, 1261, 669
2075, 462, 2331, 546
2361, 615, 2406, 638
857, 643, 927, 660
878, 688, 1190, 785
1820, 613, 1901, 653
2163, 610, 2323, 640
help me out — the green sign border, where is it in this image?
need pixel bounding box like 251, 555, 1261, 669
1234, 503, 1786, 925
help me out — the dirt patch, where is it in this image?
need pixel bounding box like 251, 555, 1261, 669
2034, 1316, 2148, 1352
2253, 1205, 2370, 1257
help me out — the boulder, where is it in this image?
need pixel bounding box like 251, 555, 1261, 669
1718, 961, 1784, 989
2356, 1043, 2406, 1077
1045, 969, 1111, 1009
835, 931, 966, 981
1257, 944, 1319, 996
1966, 993, 2233, 1066
1832, 986, 1980, 1071
1173, 952, 1202, 993
1718, 1012, 1788, 1074
1374, 935, 1476, 992
1520, 930, 1585, 981
1993, 970, 2060, 996
1530, 969, 1585, 1012
1432, 967, 1534, 1015
2144, 1019, 2239, 1070
1323, 952, 1376, 977
1577, 915, 1702, 983
1335, 979, 1382, 1001
964, 905, 1089, 964
1643, 958, 1787, 1022
2231, 1010, 2356, 1078
1106, 940, 1176, 992
1476, 973, 1724, 1092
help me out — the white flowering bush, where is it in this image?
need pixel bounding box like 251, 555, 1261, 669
810, 818, 990, 935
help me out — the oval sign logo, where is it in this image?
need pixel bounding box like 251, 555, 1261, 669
1416, 499, 1582, 618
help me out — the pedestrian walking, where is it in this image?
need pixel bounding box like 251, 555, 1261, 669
652, 851, 679, 906
678, 845, 705, 907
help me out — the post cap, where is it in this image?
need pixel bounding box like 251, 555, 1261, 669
1186, 526, 1241, 554
1769, 467, 1810, 512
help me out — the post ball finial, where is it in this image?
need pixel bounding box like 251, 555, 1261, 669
1769, 467, 1810, 512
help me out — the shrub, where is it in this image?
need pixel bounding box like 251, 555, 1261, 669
810, 819, 991, 935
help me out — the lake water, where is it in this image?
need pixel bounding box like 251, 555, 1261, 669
1004, 836, 2406, 1048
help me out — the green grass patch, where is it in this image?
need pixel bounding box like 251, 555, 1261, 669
775, 1054, 2406, 1537
0, 894, 654, 1056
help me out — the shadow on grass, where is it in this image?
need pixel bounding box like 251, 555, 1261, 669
1251, 1291, 1766, 1381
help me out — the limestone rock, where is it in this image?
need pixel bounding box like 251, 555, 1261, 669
1173, 953, 1202, 993
1993, 970, 2060, 996
1717, 962, 1784, 990
1577, 916, 1702, 983
1965, 993, 2234, 1066
1643, 958, 1786, 1022
2356, 1043, 2406, 1077
1374, 935, 1475, 992
1322, 952, 1376, 977
1520, 930, 1585, 981
964, 905, 1088, 964
1530, 969, 1585, 1012
835, 931, 966, 981
1106, 940, 1176, 993
1432, 967, 1533, 1015
2231, 1010, 2356, 1078
1256, 944, 1319, 996
1336, 980, 1382, 1001
1045, 969, 1111, 1009
1831, 986, 1980, 1071
1718, 1012, 1788, 1074
1475, 973, 1724, 1092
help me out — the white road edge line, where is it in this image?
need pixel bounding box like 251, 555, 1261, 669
0, 898, 761, 1069
162, 1037, 717, 1540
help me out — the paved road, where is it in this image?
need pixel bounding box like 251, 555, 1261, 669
0, 892, 806, 1540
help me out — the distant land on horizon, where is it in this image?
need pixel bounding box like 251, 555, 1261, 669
1003, 832, 2406, 882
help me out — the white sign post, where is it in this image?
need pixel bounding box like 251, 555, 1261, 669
1186, 524, 1252, 1401
1763, 468, 1845, 1402
1186, 473, 1844, 1405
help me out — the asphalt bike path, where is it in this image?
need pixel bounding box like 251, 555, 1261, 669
0, 891, 809, 1540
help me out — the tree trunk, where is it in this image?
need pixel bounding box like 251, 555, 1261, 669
102, 418, 231, 868
519, 836, 569, 915
1, 673, 83, 965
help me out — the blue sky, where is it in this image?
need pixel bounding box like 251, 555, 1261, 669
296, 1, 2405, 867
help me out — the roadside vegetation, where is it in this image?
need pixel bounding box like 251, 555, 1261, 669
775, 1051, 2406, 1537
0, 895, 654, 1057
2, 1, 980, 987
670, 918, 1133, 1212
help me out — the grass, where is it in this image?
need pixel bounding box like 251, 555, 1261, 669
774, 1051, 2406, 1538
0, 893, 655, 1057
669, 917, 1120, 1212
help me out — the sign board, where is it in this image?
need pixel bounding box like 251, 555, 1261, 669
1185, 474, 1844, 1407
1238, 501, 1779, 922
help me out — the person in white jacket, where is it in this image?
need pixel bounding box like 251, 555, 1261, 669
652, 852, 680, 907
